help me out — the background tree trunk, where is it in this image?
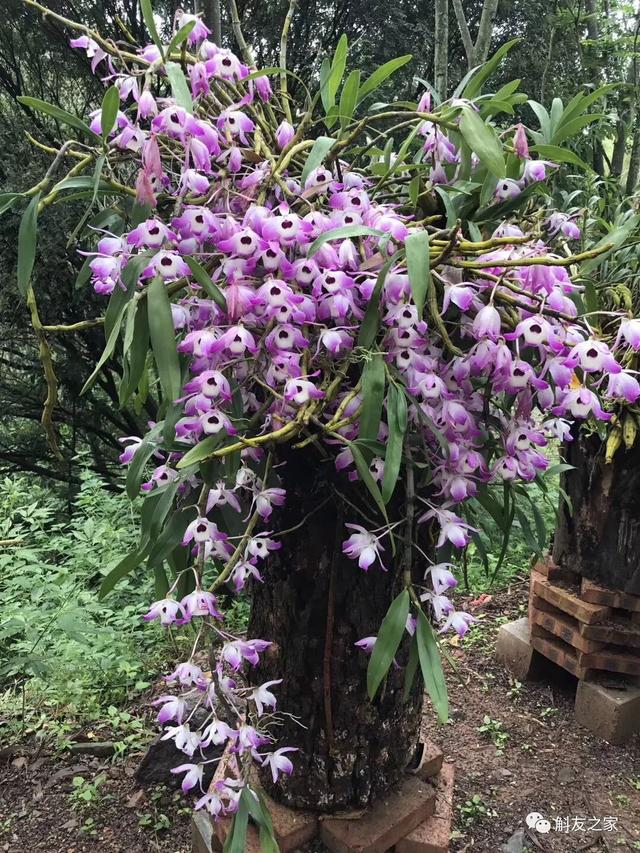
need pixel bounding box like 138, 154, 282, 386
552, 428, 640, 594
248, 447, 424, 812
434, 0, 449, 98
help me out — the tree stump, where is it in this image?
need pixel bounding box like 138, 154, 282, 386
248, 447, 424, 812
552, 427, 640, 595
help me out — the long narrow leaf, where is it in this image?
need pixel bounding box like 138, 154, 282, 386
148, 276, 182, 403
405, 231, 430, 319
459, 106, 506, 178
358, 353, 386, 445
165, 62, 193, 113
100, 85, 120, 140
382, 383, 407, 503
17, 193, 40, 298
17, 96, 100, 142
357, 55, 412, 104
184, 256, 227, 311
367, 589, 410, 699
416, 609, 448, 723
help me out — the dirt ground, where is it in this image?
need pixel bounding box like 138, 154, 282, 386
1, 578, 638, 853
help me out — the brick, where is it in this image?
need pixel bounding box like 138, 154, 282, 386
396, 763, 455, 853
576, 646, 640, 676
530, 628, 588, 679
575, 680, 640, 744
581, 579, 640, 613
495, 617, 546, 681
320, 776, 436, 853
533, 558, 580, 585
579, 619, 640, 648
409, 740, 444, 781
531, 572, 611, 625
530, 606, 606, 653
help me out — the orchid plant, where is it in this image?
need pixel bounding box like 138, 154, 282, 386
10, 0, 639, 844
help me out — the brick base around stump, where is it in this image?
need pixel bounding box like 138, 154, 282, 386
191, 739, 454, 852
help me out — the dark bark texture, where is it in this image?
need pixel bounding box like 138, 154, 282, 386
248, 448, 423, 812
552, 429, 640, 595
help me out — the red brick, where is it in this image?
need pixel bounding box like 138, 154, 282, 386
530, 606, 605, 653
533, 558, 580, 585
530, 628, 588, 679
396, 763, 454, 853
531, 572, 611, 625
579, 620, 640, 648
577, 646, 640, 676
581, 579, 640, 613
320, 776, 436, 853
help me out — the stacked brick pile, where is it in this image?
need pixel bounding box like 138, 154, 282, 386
529, 559, 640, 683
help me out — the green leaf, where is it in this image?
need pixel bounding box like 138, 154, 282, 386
529, 144, 590, 170
339, 69, 360, 128
358, 353, 386, 445
148, 276, 182, 403
104, 253, 148, 340
405, 231, 430, 319
560, 83, 616, 127
551, 114, 604, 146
367, 589, 410, 699
17, 96, 100, 142
403, 633, 420, 701
459, 106, 506, 178
184, 256, 227, 311
319, 57, 332, 112
581, 214, 639, 274
99, 548, 145, 598
300, 136, 336, 184
120, 302, 149, 405
416, 609, 448, 723
140, 0, 164, 57
17, 193, 40, 298
357, 55, 412, 104
223, 791, 249, 853
167, 19, 196, 56
462, 39, 520, 99
326, 34, 348, 114
382, 384, 407, 503
358, 251, 400, 348
527, 100, 551, 141
147, 507, 197, 566
347, 441, 391, 529
307, 225, 385, 258
176, 434, 226, 469
165, 62, 193, 113
242, 789, 280, 853
0, 193, 22, 216
126, 427, 162, 499
100, 85, 120, 140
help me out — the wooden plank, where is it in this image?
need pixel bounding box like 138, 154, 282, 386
531, 572, 611, 625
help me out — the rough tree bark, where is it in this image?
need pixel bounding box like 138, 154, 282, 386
434, 0, 449, 98
248, 447, 424, 812
195, 0, 222, 44
552, 428, 640, 595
